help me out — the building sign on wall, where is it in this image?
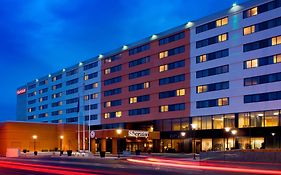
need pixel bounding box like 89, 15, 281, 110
16, 88, 26, 95
128, 130, 149, 138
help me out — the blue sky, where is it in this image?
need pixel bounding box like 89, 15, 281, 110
0, 0, 247, 121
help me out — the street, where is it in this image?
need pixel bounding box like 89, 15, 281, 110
0, 156, 281, 175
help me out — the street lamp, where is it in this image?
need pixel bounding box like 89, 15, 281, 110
60, 136, 64, 151
231, 129, 237, 149
32, 135, 37, 155
190, 124, 197, 159
116, 129, 122, 158
225, 127, 231, 150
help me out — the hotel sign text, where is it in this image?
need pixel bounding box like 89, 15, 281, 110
17, 88, 27, 95
128, 130, 149, 138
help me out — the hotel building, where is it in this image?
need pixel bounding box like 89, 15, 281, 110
16, 0, 281, 153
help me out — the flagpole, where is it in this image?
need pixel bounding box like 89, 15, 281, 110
88, 93, 91, 153
82, 73, 86, 153
77, 97, 80, 153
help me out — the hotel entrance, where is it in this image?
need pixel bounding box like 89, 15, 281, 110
91, 129, 160, 155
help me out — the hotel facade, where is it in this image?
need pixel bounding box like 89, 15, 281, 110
16, 0, 281, 153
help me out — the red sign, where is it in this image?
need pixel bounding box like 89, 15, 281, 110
17, 88, 27, 95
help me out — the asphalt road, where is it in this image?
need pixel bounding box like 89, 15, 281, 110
0, 156, 280, 175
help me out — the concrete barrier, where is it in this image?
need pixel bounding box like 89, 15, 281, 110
200, 150, 281, 163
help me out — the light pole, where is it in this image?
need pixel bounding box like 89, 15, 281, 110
231, 129, 237, 149
191, 124, 197, 160
271, 133, 275, 149
60, 136, 64, 150
32, 135, 37, 155
116, 129, 122, 158
225, 127, 231, 150
180, 132, 186, 153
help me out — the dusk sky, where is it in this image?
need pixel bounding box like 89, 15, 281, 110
0, 0, 247, 121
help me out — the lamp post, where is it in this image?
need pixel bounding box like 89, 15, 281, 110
32, 135, 37, 155
231, 129, 237, 149
191, 124, 197, 160
60, 136, 64, 151
116, 129, 122, 158
225, 127, 231, 150
180, 132, 186, 153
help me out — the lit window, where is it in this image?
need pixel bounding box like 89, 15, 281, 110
104, 113, 109, 119
218, 98, 228, 106
45, 113, 48, 117
218, 34, 227, 42
116, 111, 122, 117
159, 51, 168, 59
144, 82, 150, 88
176, 89, 185, 96
159, 65, 168, 72
84, 75, 89, 80
200, 55, 207, 62
59, 102, 62, 106
84, 95, 89, 101
129, 97, 137, 104
216, 17, 228, 27
39, 98, 43, 102
272, 36, 281, 46
58, 110, 63, 115
105, 68, 110, 74
245, 59, 258, 69
105, 102, 111, 107
160, 105, 168, 112
105, 58, 111, 63
247, 7, 258, 17
92, 93, 98, 99
93, 83, 98, 88
243, 25, 255, 35
273, 54, 281, 63
52, 77, 57, 81
197, 85, 207, 93
28, 108, 32, 112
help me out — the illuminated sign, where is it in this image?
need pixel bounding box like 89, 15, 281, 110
90, 131, 96, 139
16, 88, 27, 95
128, 130, 149, 138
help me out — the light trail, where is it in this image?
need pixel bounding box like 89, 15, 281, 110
127, 158, 281, 175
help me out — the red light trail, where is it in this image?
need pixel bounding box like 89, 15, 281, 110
127, 158, 281, 175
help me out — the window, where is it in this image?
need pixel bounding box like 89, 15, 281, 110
129, 56, 150, 67
104, 76, 122, 85
196, 49, 229, 63
218, 33, 227, 42
28, 91, 36, 97
129, 69, 150, 79
52, 92, 62, 99
52, 74, 62, 82
159, 103, 185, 112
52, 83, 62, 90
83, 61, 98, 70
66, 88, 78, 95
264, 110, 279, 127
85, 114, 98, 121
66, 69, 78, 76
104, 111, 122, 119
39, 113, 48, 118
66, 107, 79, 114
159, 60, 185, 72
104, 88, 122, 96
28, 107, 36, 112
197, 81, 229, 93
244, 72, 281, 86
116, 111, 122, 117
104, 100, 122, 107
39, 80, 48, 86
39, 96, 48, 102
84, 72, 98, 80
244, 90, 281, 103
244, 7, 258, 18
104, 64, 122, 74
84, 104, 98, 111
84, 83, 98, 90
159, 46, 185, 59
239, 113, 250, 128
159, 65, 168, 72
272, 35, 281, 46
129, 95, 150, 104
243, 36, 280, 52
213, 115, 224, 129
129, 44, 150, 55
196, 33, 228, 48
224, 114, 235, 128
28, 84, 36, 90
202, 116, 212, 130
39, 88, 48, 94
243, 25, 255, 35
159, 32, 185, 45
129, 82, 150, 91
196, 97, 229, 108
28, 99, 36, 105
129, 108, 150, 116
52, 110, 63, 116
159, 89, 185, 99
104, 54, 121, 63
51, 101, 62, 107
196, 65, 229, 78
274, 54, 281, 63
66, 97, 79, 104
66, 117, 78, 123
216, 17, 228, 27
159, 74, 185, 85
245, 59, 258, 69
66, 78, 79, 86
196, 17, 228, 33
176, 89, 185, 96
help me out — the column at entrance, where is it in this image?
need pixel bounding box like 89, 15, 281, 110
91, 139, 96, 154
101, 138, 106, 152
112, 138, 117, 155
